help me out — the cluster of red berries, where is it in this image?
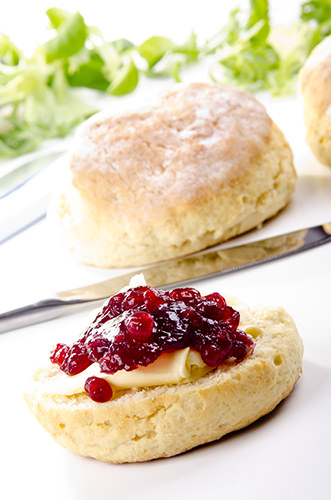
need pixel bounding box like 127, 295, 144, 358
50, 286, 254, 402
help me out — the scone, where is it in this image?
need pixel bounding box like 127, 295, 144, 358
24, 285, 303, 463
300, 35, 331, 166
50, 82, 296, 267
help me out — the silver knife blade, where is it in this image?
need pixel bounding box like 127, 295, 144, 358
0, 152, 65, 244
0, 222, 330, 333
0, 151, 63, 199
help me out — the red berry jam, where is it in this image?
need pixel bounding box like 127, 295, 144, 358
50, 286, 255, 401
125, 311, 154, 341
84, 376, 113, 403
50, 343, 69, 366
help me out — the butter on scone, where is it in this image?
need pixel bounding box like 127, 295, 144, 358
24, 285, 303, 463
49, 82, 296, 267
300, 35, 331, 166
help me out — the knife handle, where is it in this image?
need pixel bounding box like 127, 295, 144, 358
0, 297, 94, 334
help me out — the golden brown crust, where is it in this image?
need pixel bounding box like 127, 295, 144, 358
300, 35, 331, 166
24, 302, 303, 463
70, 83, 272, 215
49, 82, 296, 267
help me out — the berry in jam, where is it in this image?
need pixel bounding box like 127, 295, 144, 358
60, 342, 92, 376
50, 286, 255, 401
125, 311, 154, 341
50, 343, 69, 366
84, 376, 113, 403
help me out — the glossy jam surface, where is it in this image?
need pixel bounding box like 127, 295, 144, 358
50, 286, 254, 402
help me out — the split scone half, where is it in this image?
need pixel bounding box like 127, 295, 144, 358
24, 295, 303, 463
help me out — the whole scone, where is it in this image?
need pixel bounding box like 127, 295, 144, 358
300, 35, 331, 166
24, 297, 303, 464
51, 82, 296, 267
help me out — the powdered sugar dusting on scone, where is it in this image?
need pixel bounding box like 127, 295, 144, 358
69, 83, 271, 221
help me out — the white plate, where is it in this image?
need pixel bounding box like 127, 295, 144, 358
0, 2, 331, 498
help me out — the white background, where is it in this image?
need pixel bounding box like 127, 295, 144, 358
0, 1, 331, 499
1, 0, 303, 51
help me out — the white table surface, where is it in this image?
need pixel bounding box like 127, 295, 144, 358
1, 2, 331, 499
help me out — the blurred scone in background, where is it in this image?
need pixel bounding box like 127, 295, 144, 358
300, 35, 331, 167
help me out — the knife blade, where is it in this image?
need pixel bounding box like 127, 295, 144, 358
0, 151, 63, 200
0, 152, 65, 244
0, 222, 330, 333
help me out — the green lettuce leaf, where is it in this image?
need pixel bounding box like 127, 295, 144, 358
1, 2, 331, 158
44, 11, 87, 61
107, 57, 139, 95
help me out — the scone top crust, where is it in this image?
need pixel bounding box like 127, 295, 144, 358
69, 82, 272, 222
300, 35, 331, 113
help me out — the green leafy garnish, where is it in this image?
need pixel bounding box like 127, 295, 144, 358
66, 52, 110, 91
138, 36, 175, 69
206, 0, 328, 95
300, 0, 331, 38
107, 58, 139, 96
138, 32, 199, 81
301, 0, 331, 24
0, 34, 21, 66
46, 7, 72, 29
44, 11, 87, 61
247, 0, 270, 45
1, 1, 331, 158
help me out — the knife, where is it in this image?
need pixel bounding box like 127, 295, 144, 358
0, 152, 65, 244
0, 151, 63, 200
0, 222, 330, 333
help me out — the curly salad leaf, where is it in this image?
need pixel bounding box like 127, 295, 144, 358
0, 8, 198, 157
205, 0, 329, 95
0, 1, 330, 157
